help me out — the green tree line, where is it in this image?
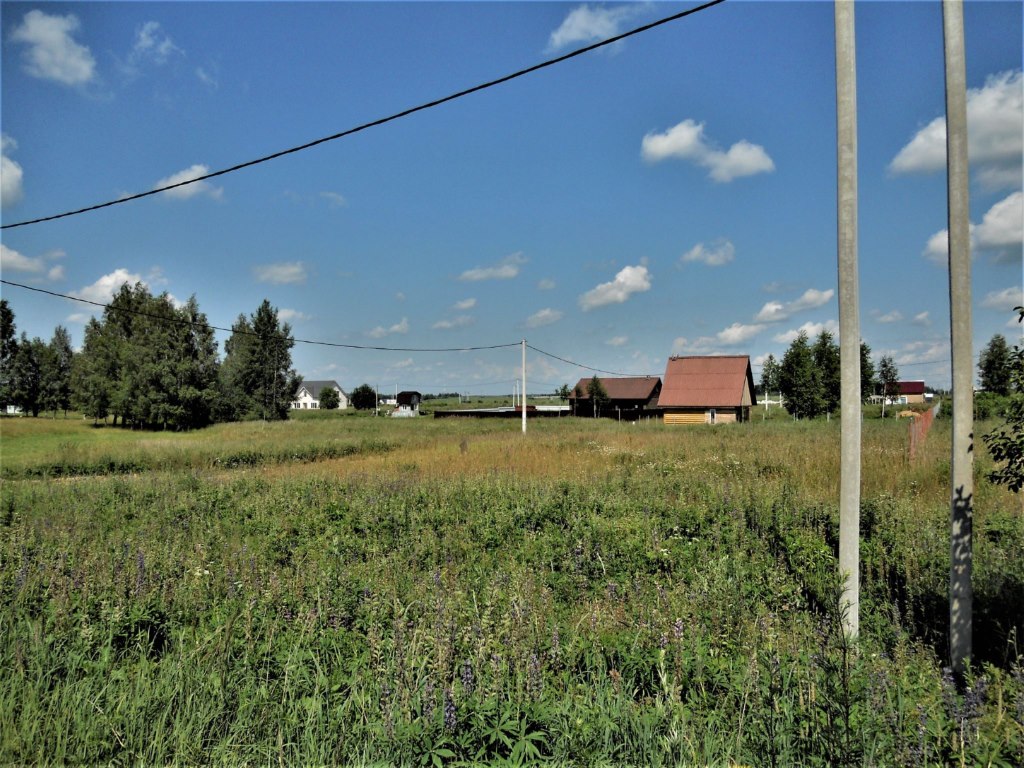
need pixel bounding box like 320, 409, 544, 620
0, 288, 300, 429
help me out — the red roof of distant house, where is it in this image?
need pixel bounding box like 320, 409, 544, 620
569, 376, 661, 401
899, 381, 926, 395
658, 356, 756, 408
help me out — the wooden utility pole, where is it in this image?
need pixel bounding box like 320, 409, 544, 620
835, 0, 861, 640
943, 0, 973, 675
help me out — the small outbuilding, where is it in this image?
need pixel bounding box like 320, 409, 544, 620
658, 355, 756, 424
392, 390, 422, 417
568, 376, 662, 419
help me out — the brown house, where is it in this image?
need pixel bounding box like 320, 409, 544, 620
568, 376, 661, 419
658, 355, 756, 424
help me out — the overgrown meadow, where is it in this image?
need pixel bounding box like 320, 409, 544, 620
1, 412, 1022, 766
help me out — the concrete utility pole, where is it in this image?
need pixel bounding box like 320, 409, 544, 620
835, 0, 861, 640
521, 339, 527, 434
943, 0, 973, 675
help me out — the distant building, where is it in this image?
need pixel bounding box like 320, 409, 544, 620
567, 376, 661, 419
894, 380, 926, 405
291, 380, 348, 410
658, 355, 756, 424
392, 390, 422, 417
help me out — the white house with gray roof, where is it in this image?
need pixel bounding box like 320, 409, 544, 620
291, 380, 348, 410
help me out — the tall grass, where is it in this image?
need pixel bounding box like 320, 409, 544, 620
1, 414, 1021, 764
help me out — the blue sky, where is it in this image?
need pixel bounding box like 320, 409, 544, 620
2, 1, 1021, 395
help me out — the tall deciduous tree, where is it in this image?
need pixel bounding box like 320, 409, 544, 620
978, 333, 1012, 395
860, 342, 876, 403
586, 376, 608, 418
984, 312, 1023, 491
42, 325, 73, 417
10, 333, 45, 417
220, 300, 300, 421
0, 299, 18, 410
878, 355, 899, 417
779, 331, 824, 419
812, 331, 841, 415
319, 386, 340, 410
349, 383, 377, 410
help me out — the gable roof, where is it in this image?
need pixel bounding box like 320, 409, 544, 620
397, 390, 422, 406
569, 376, 661, 401
898, 380, 926, 395
658, 356, 756, 408
298, 380, 344, 399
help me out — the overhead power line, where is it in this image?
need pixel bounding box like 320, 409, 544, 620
1, 0, 727, 230
0, 279, 518, 353
527, 343, 657, 378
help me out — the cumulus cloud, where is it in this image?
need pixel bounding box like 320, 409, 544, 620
432, 315, 474, 330
911, 311, 932, 327
680, 239, 735, 267
876, 310, 903, 324
642, 119, 775, 182
253, 261, 306, 285
890, 71, 1023, 190
547, 4, 643, 51
754, 288, 834, 323
1, 135, 24, 208
1, 244, 65, 281
607, 335, 629, 347
981, 286, 1024, 312
924, 191, 1023, 263
537, 278, 556, 290
458, 252, 526, 281
716, 323, 766, 345
277, 308, 310, 323
579, 265, 651, 311
526, 308, 563, 328
10, 10, 96, 86
154, 164, 224, 200
453, 298, 476, 310
772, 319, 839, 345
71, 268, 146, 305
367, 317, 409, 338
671, 321, 766, 355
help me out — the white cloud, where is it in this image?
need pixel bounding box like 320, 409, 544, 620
671, 321, 766, 356
130, 21, 182, 67
71, 268, 146, 305
641, 119, 775, 182
154, 164, 224, 201
772, 319, 839, 345
10, 10, 96, 86
681, 239, 735, 267
66, 313, 92, 324
453, 298, 476, 310
253, 261, 306, 285
526, 308, 563, 328
320, 191, 347, 208
911, 311, 932, 327
975, 191, 1023, 249
876, 310, 903, 324
579, 264, 651, 311
890, 71, 1023, 190
395, 292, 406, 302
607, 335, 629, 347
754, 288, 834, 323
367, 317, 409, 338
537, 278, 556, 290
981, 286, 1024, 312
195, 66, 218, 89
1, 135, 24, 208
0, 244, 64, 282
432, 315, 474, 330
458, 252, 526, 281
548, 4, 642, 51
716, 322, 765, 345
924, 191, 1023, 263
278, 308, 310, 323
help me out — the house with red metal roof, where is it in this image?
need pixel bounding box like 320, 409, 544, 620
568, 376, 661, 419
658, 356, 756, 424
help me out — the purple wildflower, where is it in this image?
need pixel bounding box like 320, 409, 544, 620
443, 688, 457, 733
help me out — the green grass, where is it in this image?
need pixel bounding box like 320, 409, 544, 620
1, 413, 1021, 765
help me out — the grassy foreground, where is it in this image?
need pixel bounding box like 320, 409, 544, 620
1, 413, 1022, 765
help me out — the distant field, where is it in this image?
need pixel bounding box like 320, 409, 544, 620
1, 412, 1021, 765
